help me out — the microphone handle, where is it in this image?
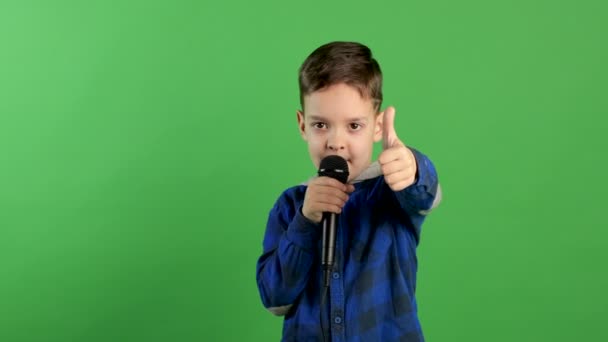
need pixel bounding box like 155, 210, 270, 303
321, 212, 337, 287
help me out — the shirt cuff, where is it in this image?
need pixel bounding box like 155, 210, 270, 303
395, 148, 439, 212
404, 148, 435, 195
285, 206, 322, 251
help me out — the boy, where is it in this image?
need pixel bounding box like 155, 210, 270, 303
256, 41, 441, 341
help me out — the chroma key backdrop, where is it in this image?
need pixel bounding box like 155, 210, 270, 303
1, 1, 606, 341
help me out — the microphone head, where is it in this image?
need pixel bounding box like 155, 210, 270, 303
318, 155, 349, 184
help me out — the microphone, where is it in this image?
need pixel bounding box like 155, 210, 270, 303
318, 155, 349, 287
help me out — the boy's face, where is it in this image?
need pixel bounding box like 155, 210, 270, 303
297, 83, 383, 182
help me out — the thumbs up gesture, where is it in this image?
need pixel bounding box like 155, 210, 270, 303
378, 107, 417, 191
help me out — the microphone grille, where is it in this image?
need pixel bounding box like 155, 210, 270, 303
318, 155, 349, 184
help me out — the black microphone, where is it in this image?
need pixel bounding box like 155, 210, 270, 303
318, 155, 349, 287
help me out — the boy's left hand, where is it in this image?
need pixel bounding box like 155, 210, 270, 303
379, 106, 417, 191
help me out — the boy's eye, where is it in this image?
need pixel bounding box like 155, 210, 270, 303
312, 122, 327, 129
350, 123, 362, 130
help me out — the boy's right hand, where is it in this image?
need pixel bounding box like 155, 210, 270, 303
302, 177, 355, 223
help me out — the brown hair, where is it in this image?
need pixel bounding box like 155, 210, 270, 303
298, 41, 383, 112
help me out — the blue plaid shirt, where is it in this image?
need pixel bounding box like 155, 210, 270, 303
256, 149, 440, 341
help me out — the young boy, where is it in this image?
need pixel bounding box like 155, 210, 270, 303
256, 41, 441, 341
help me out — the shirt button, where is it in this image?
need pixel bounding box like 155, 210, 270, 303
332, 272, 340, 279
334, 316, 342, 324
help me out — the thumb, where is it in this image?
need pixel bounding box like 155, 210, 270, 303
382, 106, 403, 149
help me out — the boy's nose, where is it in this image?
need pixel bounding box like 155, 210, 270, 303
327, 131, 346, 151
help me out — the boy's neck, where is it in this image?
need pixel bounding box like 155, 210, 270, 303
350, 161, 382, 184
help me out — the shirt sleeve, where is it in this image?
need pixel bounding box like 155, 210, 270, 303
388, 148, 441, 241
256, 190, 321, 316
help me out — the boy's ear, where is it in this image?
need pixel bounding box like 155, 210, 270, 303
296, 110, 307, 141
373, 110, 383, 142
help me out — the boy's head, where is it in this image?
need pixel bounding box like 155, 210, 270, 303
297, 41, 385, 181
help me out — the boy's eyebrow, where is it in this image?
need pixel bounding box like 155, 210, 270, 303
307, 115, 369, 122
307, 115, 326, 121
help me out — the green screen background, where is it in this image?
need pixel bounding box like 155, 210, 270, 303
1, 0, 606, 341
